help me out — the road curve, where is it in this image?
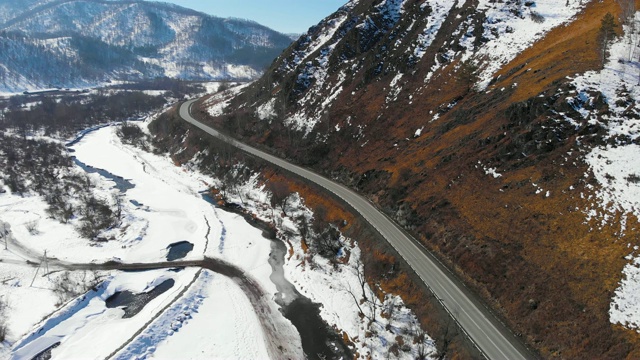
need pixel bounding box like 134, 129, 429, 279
179, 99, 533, 360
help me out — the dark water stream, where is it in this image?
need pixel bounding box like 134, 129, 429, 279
166, 241, 194, 261
73, 158, 135, 193
68, 127, 350, 358
200, 192, 353, 359
202, 194, 352, 359
268, 239, 352, 359
105, 279, 175, 318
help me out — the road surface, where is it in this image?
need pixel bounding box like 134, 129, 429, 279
179, 99, 534, 360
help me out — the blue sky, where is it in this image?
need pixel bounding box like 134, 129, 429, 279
158, 0, 347, 34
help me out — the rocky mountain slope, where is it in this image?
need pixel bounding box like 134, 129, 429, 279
188, 0, 640, 358
0, 0, 292, 92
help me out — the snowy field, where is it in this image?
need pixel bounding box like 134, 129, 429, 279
0, 125, 303, 359
1, 122, 436, 359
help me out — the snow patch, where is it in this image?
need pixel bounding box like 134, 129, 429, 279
586, 145, 640, 218
255, 99, 277, 121
411, 1, 455, 61
611, 255, 640, 332
473, 0, 587, 89
561, 12, 640, 331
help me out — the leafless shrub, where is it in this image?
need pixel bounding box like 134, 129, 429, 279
530, 11, 545, 23
626, 173, 640, 184
77, 196, 116, 239
116, 122, 149, 150
51, 271, 101, 306
312, 223, 343, 259
25, 220, 39, 235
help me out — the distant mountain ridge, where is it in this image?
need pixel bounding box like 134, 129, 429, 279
0, 0, 293, 92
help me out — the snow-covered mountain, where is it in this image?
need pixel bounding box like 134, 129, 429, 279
0, 0, 293, 91
189, 0, 640, 358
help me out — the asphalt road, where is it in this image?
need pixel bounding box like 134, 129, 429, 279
179, 99, 534, 360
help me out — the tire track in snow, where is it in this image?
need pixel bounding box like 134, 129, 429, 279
211, 208, 226, 254
202, 215, 211, 254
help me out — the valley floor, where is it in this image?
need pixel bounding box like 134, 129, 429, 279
0, 123, 436, 359
0, 125, 302, 359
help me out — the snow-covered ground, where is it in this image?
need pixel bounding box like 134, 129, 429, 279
1, 122, 436, 359
564, 12, 640, 332
0, 125, 303, 359
144, 271, 271, 360
205, 83, 251, 118
201, 162, 437, 359
12, 269, 201, 360
473, 0, 587, 89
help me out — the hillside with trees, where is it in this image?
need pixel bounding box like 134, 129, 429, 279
153, 0, 640, 358
0, 0, 293, 91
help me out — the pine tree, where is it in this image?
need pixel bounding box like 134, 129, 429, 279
599, 12, 618, 65
457, 60, 479, 93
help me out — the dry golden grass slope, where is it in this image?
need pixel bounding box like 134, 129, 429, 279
189, 0, 640, 358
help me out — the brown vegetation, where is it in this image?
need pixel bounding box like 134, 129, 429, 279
493, 0, 623, 102
150, 110, 482, 357
265, 170, 480, 359
175, 0, 640, 358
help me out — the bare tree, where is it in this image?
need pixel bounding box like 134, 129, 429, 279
384, 295, 398, 321
46, 188, 74, 224
112, 194, 124, 226
355, 257, 368, 303
343, 282, 368, 320
309, 204, 339, 257
342, 281, 380, 325
628, 18, 640, 61
25, 220, 39, 235
434, 317, 459, 360
0, 221, 8, 250
637, 32, 640, 84
599, 12, 618, 65
366, 292, 381, 324
312, 223, 342, 258
77, 195, 116, 239
343, 257, 384, 326
413, 324, 430, 360
268, 180, 292, 216
617, 0, 636, 25
221, 169, 246, 205
0, 295, 7, 342
295, 214, 310, 240
616, 0, 638, 60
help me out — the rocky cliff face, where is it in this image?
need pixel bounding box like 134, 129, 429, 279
0, 0, 292, 91
191, 0, 640, 358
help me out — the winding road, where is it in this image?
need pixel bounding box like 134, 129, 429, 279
179, 99, 534, 360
